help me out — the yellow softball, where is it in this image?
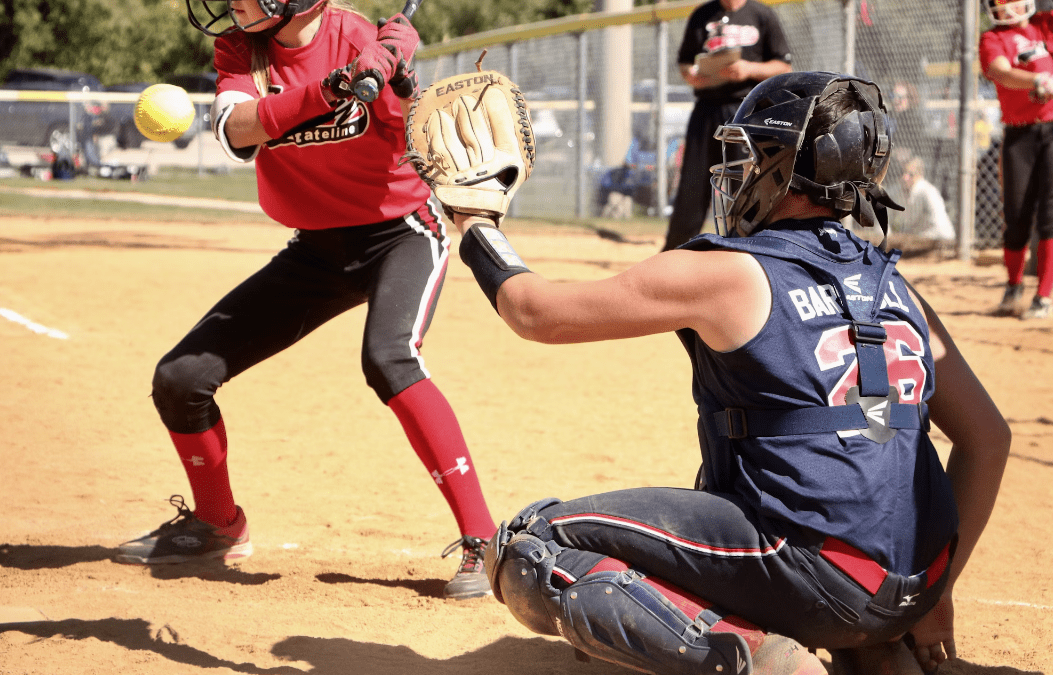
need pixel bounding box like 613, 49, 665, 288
134, 84, 196, 143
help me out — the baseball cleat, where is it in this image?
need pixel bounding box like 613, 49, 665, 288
1021, 295, 1052, 320
116, 495, 252, 564
995, 283, 1024, 316
441, 535, 493, 600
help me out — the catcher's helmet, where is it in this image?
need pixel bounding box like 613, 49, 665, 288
710, 71, 901, 239
983, 0, 1036, 26
186, 0, 326, 37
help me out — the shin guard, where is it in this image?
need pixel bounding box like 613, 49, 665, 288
560, 570, 752, 675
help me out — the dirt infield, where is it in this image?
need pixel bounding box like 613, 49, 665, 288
0, 215, 1049, 675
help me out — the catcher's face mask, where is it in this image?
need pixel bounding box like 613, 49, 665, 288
984, 0, 1036, 25
187, 0, 324, 37
710, 126, 760, 237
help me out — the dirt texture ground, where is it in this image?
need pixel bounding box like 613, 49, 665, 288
0, 215, 1049, 675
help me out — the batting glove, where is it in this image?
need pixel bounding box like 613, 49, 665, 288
389, 59, 419, 100
343, 15, 419, 99
1030, 72, 1053, 103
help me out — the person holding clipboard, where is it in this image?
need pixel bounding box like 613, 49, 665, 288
663, 0, 792, 251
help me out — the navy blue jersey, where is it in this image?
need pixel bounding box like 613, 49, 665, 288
678, 220, 958, 577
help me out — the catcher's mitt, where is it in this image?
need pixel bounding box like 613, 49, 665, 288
403, 70, 534, 224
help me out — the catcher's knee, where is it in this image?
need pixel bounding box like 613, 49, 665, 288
560, 570, 752, 675
485, 529, 565, 636
484, 498, 565, 635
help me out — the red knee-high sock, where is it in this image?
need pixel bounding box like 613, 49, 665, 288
169, 417, 238, 528
1037, 239, 1053, 298
1005, 247, 1028, 286
388, 379, 497, 540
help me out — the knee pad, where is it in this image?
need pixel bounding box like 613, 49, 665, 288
560, 570, 752, 675
484, 529, 565, 637
152, 354, 223, 433
507, 497, 562, 533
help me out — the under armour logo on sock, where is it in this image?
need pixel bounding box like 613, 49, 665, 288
431, 457, 471, 484
183, 456, 205, 467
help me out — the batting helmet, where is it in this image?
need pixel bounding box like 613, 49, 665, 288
186, 0, 327, 37
983, 0, 1036, 26
709, 71, 902, 239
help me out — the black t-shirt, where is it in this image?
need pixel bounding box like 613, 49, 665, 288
678, 0, 792, 104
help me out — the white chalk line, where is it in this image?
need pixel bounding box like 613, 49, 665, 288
0, 307, 69, 339
961, 597, 1052, 610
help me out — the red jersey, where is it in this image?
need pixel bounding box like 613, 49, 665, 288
980, 12, 1053, 126
214, 8, 431, 229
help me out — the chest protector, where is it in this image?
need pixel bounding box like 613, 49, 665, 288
679, 221, 957, 575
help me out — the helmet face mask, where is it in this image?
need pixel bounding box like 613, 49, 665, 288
709, 71, 898, 238
187, 0, 322, 37
984, 0, 1036, 26
711, 126, 760, 236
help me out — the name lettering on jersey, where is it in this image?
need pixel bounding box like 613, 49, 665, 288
268, 98, 369, 149
433, 73, 503, 97
789, 284, 841, 321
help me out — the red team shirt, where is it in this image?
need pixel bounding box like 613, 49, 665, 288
214, 8, 431, 229
980, 12, 1053, 126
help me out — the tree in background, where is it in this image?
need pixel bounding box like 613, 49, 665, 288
0, 0, 594, 84
0, 0, 213, 84
360, 0, 594, 45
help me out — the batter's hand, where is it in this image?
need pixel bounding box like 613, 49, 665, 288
353, 15, 419, 96
1030, 72, 1053, 103
905, 593, 956, 673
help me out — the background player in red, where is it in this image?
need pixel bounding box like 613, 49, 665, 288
662, 0, 791, 251
980, 0, 1053, 319
441, 73, 1009, 674
116, 0, 498, 600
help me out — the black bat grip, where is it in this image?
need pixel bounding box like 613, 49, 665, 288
353, 0, 422, 103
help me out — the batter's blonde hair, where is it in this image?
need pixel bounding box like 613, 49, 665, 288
248, 0, 367, 97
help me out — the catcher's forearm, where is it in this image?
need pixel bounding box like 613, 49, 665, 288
458, 224, 532, 312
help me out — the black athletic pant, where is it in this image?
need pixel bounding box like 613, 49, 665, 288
1001, 120, 1053, 249
538, 487, 952, 650
664, 100, 743, 251
152, 211, 449, 434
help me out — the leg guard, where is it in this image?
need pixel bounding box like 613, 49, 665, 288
560, 570, 752, 675
485, 530, 565, 636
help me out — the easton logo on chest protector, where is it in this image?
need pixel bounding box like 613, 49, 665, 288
267, 97, 370, 149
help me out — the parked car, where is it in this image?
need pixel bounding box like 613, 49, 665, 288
107, 73, 218, 150
165, 72, 217, 149
0, 67, 109, 154
106, 81, 151, 149
596, 80, 693, 215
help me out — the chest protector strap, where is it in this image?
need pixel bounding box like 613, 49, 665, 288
713, 402, 928, 439
713, 247, 931, 440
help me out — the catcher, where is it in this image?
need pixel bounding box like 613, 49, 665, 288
405, 71, 1010, 674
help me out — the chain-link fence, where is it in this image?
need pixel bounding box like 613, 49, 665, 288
0, 1, 1003, 248
417, 0, 1002, 249
0, 88, 238, 180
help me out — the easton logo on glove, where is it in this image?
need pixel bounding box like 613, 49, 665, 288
402, 69, 535, 224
